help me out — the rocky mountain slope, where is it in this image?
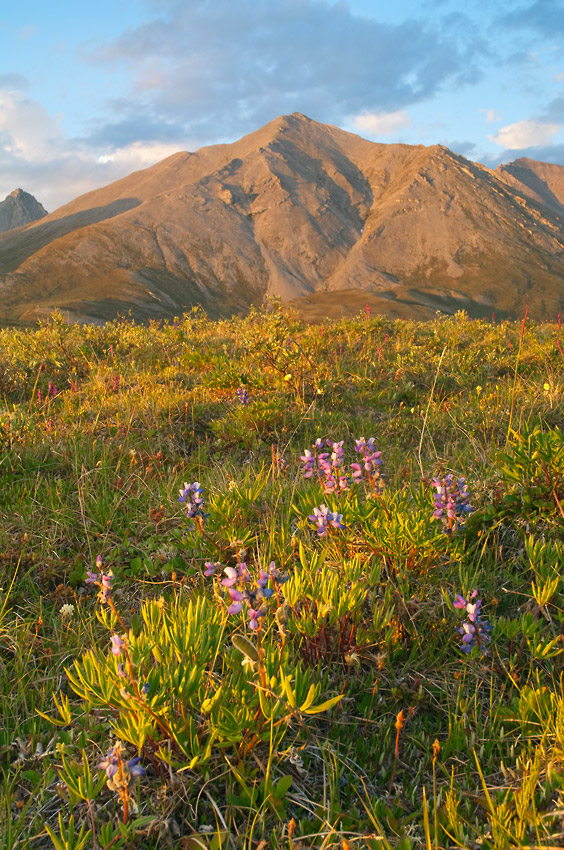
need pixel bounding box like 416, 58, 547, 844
1, 114, 564, 324
0, 189, 47, 234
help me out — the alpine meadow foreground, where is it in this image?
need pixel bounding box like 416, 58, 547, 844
0, 306, 563, 849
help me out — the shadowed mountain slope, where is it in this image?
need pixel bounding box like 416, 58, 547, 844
1, 114, 564, 323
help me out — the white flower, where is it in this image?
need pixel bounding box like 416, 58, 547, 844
59, 603, 74, 620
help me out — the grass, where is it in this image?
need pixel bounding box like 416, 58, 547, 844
0, 305, 563, 849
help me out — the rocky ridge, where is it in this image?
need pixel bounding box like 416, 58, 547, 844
1, 114, 564, 324
0, 189, 48, 234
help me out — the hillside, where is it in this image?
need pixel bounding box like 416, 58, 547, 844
1, 114, 564, 323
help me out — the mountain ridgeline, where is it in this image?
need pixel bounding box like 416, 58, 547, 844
1, 113, 564, 324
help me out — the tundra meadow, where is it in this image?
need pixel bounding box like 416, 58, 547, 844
0, 305, 563, 849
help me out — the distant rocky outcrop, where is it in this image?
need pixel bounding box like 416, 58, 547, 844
0, 115, 564, 324
0, 189, 48, 234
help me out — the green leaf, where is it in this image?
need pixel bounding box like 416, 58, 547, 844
302, 694, 342, 715
232, 634, 259, 663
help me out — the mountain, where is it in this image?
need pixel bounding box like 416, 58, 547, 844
0, 189, 48, 234
1, 113, 564, 324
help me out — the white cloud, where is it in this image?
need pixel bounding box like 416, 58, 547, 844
351, 109, 412, 137
97, 141, 183, 166
489, 118, 561, 149
0, 90, 65, 161
484, 108, 501, 123
90, 0, 476, 142
0, 87, 186, 211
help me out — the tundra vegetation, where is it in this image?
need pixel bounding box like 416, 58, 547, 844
0, 305, 563, 849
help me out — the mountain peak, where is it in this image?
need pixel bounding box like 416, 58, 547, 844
1, 114, 564, 324
0, 189, 48, 233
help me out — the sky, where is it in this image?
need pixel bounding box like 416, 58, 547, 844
1, 0, 564, 211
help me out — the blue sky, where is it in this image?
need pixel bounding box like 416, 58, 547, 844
1, 0, 564, 210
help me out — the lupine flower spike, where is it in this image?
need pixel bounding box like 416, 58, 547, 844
308, 504, 345, 537
178, 481, 207, 522
98, 742, 145, 822
432, 475, 473, 533
453, 590, 492, 654
237, 386, 250, 404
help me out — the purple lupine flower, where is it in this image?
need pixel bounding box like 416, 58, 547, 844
127, 756, 145, 777
227, 587, 245, 615
453, 590, 492, 654
256, 570, 275, 597
350, 462, 363, 482
308, 504, 345, 537
86, 558, 114, 602
433, 475, 473, 533
257, 570, 269, 588
203, 561, 217, 576
177, 481, 206, 519
248, 607, 263, 630
99, 571, 114, 603
237, 386, 250, 404
354, 438, 383, 489
99, 751, 119, 779
110, 635, 125, 656
222, 567, 238, 587
98, 747, 145, 780
301, 449, 315, 478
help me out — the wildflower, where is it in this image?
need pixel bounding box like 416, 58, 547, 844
59, 603, 74, 620
453, 590, 492, 654
177, 481, 206, 519
85, 557, 114, 603
432, 475, 472, 533
248, 607, 263, 630
222, 563, 248, 587
110, 634, 125, 656
308, 504, 345, 537
256, 569, 275, 598
99, 571, 114, 603
98, 745, 146, 788
354, 437, 383, 489
300, 449, 315, 479
237, 386, 250, 404
203, 561, 217, 576
226, 588, 245, 615
268, 561, 289, 585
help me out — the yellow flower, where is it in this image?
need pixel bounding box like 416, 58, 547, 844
544, 382, 550, 391
284, 374, 292, 381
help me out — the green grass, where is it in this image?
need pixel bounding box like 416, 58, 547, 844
0, 306, 563, 849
